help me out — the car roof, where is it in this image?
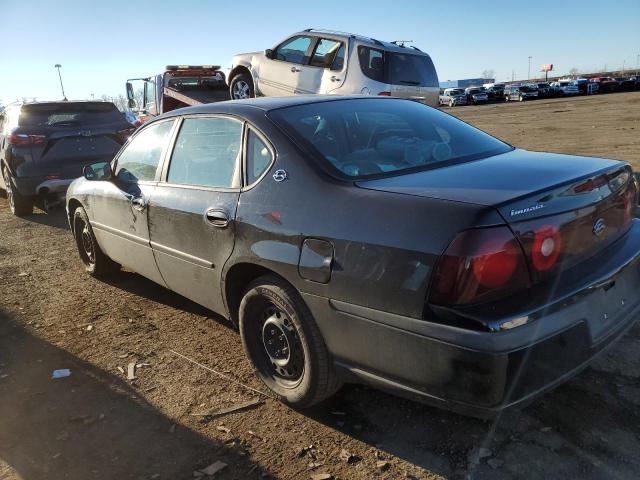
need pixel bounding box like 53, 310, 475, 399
295, 29, 429, 55
158, 95, 402, 118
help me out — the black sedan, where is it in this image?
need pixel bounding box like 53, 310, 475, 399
66, 96, 640, 417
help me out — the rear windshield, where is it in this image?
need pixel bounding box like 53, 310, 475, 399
19, 102, 122, 127
269, 98, 511, 179
358, 46, 438, 87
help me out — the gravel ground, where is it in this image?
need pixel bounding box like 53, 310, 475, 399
0, 91, 639, 480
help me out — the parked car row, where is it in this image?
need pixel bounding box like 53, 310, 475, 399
440, 75, 640, 107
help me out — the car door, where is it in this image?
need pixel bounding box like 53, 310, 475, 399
146, 115, 244, 315
89, 118, 176, 286
258, 35, 315, 96
314, 39, 347, 94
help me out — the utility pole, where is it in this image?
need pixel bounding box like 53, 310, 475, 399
528, 56, 532, 80
54, 64, 67, 101
622, 60, 626, 75
637, 54, 640, 74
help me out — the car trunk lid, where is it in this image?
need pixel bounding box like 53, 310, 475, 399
358, 148, 637, 281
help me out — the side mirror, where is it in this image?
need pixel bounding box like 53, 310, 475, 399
264, 49, 274, 59
83, 162, 112, 181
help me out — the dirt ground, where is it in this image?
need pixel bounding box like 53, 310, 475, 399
1, 91, 639, 480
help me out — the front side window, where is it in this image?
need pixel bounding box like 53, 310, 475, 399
167, 117, 242, 188
268, 98, 512, 179
144, 81, 156, 110
310, 38, 343, 68
246, 129, 273, 184
274, 36, 313, 64
115, 120, 174, 183
331, 44, 345, 71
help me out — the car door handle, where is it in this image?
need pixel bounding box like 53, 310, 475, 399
330, 75, 341, 82
205, 208, 229, 228
130, 196, 146, 211
291, 66, 301, 73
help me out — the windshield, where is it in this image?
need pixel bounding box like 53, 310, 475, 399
268, 98, 511, 179
451, 89, 464, 95
19, 102, 122, 127
520, 86, 533, 92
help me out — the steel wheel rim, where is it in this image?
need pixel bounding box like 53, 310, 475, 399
233, 80, 250, 99
255, 303, 304, 386
3, 171, 14, 213
76, 217, 96, 266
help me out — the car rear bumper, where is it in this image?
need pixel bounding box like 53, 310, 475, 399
304, 220, 640, 417
14, 176, 75, 197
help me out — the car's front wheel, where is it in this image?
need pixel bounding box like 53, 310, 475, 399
230, 73, 255, 100
448, 99, 454, 107
239, 275, 339, 407
2, 167, 33, 217
72, 206, 120, 278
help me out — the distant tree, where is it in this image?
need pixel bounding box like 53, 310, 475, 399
112, 94, 129, 112
568, 67, 579, 77
482, 69, 495, 80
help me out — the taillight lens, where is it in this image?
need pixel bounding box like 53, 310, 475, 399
378, 91, 392, 96
7, 133, 46, 146
429, 226, 530, 306
531, 225, 562, 271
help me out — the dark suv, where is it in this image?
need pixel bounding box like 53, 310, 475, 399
0, 101, 134, 216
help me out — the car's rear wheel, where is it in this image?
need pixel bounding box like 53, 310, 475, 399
72, 206, 120, 278
239, 275, 339, 407
2, 167, 33, 217
230, 73, 255, 100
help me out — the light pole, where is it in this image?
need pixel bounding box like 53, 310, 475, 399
528, 56, 532, 80
637, 54, 639, 74
54, 64, 67, 101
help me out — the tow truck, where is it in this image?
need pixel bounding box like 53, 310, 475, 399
126, 65, 228, 124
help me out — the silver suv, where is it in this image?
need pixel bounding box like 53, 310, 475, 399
228, 29, 439, 106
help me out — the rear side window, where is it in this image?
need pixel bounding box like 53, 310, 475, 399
274, 36, 313, 64
358, 46, 385, 82
19, 102, 123, 127
246, 130, 273, 184
115, 120, 174, 183
310, 38, 343, 69
167, 117, 242, 188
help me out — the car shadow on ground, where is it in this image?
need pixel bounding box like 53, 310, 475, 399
0, 309, 269, 480
308, 321, 640, 480
102, 269, 233, 328
22, 207, 70, 230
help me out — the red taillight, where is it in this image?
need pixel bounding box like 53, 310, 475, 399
531, 225, 562, 271
378, 91, 391, 96
429, 226, 530, 306
7, 133, 46, 146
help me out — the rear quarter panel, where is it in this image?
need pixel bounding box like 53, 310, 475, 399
229, 115, 504, 319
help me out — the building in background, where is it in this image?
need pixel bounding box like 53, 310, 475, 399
439, 78, 495, 89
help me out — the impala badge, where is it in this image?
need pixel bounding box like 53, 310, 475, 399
593, 218, 606, 237
273, 169, 288, 182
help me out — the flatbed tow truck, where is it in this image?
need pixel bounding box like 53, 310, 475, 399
126, 65, 228, 124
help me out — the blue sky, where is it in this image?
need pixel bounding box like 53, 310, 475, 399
1, 0, 638, 103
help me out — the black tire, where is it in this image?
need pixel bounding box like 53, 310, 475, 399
229, 73, 255, 100
448, 99, 454, 107
239, 275, 339, 407
519, 95, 524, 102
2, 167, 33, 216
72, 206, 120, 278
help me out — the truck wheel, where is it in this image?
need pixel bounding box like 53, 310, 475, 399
2, 167, 33, 217
72, 206, 120, 278
230, 73, 255, 100
239, 275, 339, 408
